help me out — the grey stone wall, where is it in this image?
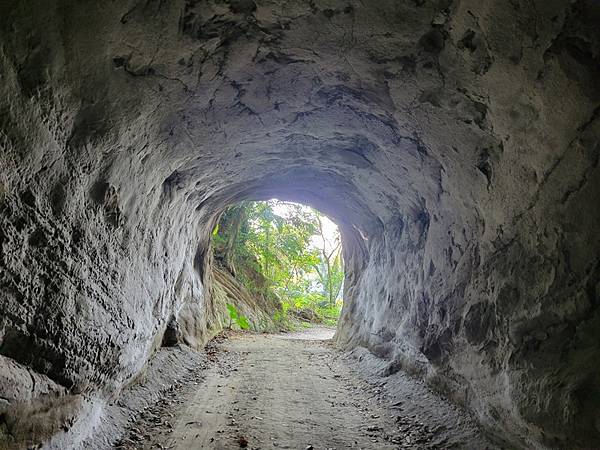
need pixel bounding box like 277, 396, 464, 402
0, 1, 598, 448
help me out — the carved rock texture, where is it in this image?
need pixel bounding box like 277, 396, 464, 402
0, 1, 598, 448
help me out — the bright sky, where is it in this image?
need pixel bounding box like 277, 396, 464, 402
269, 200, 340, 253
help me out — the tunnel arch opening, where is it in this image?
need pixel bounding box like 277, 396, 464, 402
170, 155, 433, 359
208, 198, 346, 333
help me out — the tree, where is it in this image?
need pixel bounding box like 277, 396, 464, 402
213, 202, 249, 275
212, 200, 344, 325
313, 213, 344, 307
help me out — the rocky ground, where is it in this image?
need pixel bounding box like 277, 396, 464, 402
114, 329, 497, 450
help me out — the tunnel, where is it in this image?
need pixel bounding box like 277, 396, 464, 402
0, 1, 599, 449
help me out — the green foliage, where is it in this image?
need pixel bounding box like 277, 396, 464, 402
214, 200, 344, 329
226, 303, 250, 330
272, 308, 294, 329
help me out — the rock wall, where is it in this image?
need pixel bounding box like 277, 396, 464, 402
0, 1, 598, 449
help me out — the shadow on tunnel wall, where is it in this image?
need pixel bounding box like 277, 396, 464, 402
0, 0, 599, 449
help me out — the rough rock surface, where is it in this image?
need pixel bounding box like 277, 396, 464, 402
0, 1, 598, 449
211, 266, 281, 331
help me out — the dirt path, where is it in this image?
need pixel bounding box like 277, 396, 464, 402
116, 328, 497, 450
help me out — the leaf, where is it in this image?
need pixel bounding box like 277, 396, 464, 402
226, 303, 251, 330
237, 315, 251, 330
226, 303, 239, 320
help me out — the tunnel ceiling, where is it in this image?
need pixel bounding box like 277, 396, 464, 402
0, 0, 599, 449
